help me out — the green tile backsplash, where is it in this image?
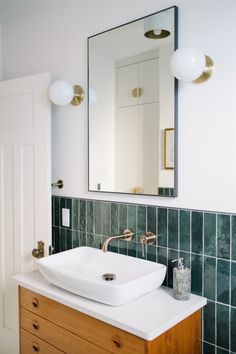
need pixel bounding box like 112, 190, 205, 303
52, 196, 236, 354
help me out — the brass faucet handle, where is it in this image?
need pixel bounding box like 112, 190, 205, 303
123, 228, 134, 241
140, 232, 157, 257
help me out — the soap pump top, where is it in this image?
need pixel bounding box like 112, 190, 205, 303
172, 257, 185, 270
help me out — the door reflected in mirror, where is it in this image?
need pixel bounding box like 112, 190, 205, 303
88, 6, 178, 197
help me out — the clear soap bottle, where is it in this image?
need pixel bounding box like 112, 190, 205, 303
172, 258, 191, 301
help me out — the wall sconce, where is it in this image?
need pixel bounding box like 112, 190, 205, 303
170, 47, 214, 83
49, 80, 84, 106
144, 11, 172, 39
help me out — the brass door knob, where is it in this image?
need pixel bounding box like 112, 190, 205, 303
32, 241, 44, 259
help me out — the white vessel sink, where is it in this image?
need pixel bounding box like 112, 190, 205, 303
37, 246, 166, 306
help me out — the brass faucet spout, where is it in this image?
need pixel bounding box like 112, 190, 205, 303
102, 229, 133, 252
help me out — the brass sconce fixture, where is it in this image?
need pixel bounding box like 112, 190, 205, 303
170, 47, 214, 83
49, 80, 84, 106
144, 10, 172, 39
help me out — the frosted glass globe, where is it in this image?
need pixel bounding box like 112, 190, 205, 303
48, 80, 74, 106
170, 47, 205, 82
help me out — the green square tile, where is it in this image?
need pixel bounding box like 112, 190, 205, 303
168, 209, 178, 250
163, 188, 169, 196
204, 257, 216, 301
109, 239, 118, 253
72, 199, 79, 231
111, 203, 119, 235
86, 200, 94, 233
67, 230, 72, 250
52, 196, 55, 226
217, 214, 230, 259
158, 208, 167, 247
94, 201, 102, 235
118, 204, 127, 234
87, 233, 101, 249
119, 240, 127, 255
53, 226, 60, 253
127, 205, 137, 239
217, 303, 229, 349
191, 211, 203, 254
217, 348, 229, 354
179, 210, 190, 252
203, 342, 216, 354
217, 259, 230, 304
191, 254, 203, 296
231, 262, 236, 307
137, 206, 146, 235
54, 196, 60, 226
147, 207, 156, 234
203, 300, 216, 344
79, 199, 86, 232
127, 241, 137, 258
204, 213, 216, 257
101, 202, 111, 236
79, 232, 86, 246
169, 188, 174, 197
61, 228, 67, 251
232, 216, 236, 261
87, 233, 94, 247
231, 307, 236, 352
147, 245, 157, 262
72, 231, 80, 248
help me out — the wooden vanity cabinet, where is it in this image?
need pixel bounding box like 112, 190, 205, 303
19, 287, 202, 354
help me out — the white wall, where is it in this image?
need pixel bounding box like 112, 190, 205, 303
1, 0, 236, 213
0, 24, 2, 80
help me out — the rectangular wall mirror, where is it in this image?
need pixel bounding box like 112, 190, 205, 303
88, 6, 178, 197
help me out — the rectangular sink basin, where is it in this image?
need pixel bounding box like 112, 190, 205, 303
37, 246, 166, 306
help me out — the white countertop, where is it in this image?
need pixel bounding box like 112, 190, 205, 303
14, 270, 207, 341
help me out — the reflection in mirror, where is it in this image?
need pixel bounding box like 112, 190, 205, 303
88, 6, 178, 197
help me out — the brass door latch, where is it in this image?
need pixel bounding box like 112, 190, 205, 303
32, 241, 44, 259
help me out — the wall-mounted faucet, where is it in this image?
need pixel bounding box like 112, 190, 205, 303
102, 229, 134, 252
140, 232, 157, 257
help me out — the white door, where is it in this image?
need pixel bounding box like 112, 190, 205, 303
0, 73, 51, 354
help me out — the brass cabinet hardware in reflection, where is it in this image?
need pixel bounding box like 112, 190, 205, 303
132, 87, 143, 98
32, 241, 44, 259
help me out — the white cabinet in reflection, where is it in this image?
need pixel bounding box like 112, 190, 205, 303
117, 56, 159, 107
115, 52, 160, 194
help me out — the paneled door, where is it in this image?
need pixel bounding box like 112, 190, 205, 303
0, 73, 51, 354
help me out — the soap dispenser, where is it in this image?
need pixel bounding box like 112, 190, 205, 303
172, 258, 191, 301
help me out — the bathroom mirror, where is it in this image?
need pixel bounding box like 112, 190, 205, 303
88, 6, 178, 197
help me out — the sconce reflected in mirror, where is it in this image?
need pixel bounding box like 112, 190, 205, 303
49, 80, 84, 106
170, 47, 214, 83
144, 9, 172, 39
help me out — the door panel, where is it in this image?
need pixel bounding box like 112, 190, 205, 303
0, 73, 51, 354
